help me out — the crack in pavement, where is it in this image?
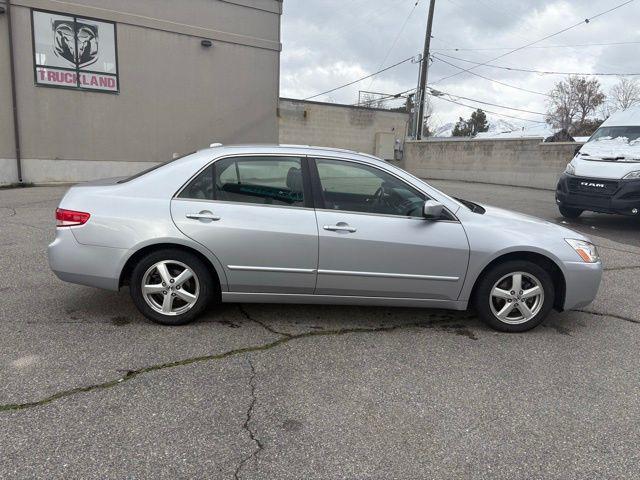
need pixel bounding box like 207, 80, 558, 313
596, 244, 640, 256
1, 306, 634, 413
234, 358, 263, 480
574, 309, 640, 324
238, 305, 293, 338
603, 265, 640, 272
0, 320, 470, 413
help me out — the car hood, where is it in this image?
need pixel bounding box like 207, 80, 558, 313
472, 203, 590, 242
571, 157, 640, 179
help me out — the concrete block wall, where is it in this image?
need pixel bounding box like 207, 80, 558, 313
279, 98, 409, 157
404, 138, 583, 190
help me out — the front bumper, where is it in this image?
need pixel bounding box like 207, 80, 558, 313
48, 228, 126, 291
562, 260, 602, 310
556, 173, 640, 216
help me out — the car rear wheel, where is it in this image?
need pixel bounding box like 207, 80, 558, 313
473, 260, 555, 332
130, 249, 216, 325
559, 205, 583, 218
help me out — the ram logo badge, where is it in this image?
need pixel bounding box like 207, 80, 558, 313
580, 182, 605, 188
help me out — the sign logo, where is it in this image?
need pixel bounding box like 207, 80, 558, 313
32, 10, 118, 93
580, 182, 606, 188
53, 20, 99, 68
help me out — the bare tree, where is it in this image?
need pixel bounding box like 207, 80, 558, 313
359, 93, 387, 109
546, 76, 605, 133
609, 77, 640, 113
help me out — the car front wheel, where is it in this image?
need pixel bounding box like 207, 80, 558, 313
473, 260, 555, 332
130, 249, 216, 325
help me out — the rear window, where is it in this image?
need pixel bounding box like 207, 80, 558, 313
117, 152, 195, 183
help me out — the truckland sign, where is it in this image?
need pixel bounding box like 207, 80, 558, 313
32, 10, 119, 93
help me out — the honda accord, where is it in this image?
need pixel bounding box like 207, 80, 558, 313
48, 145, 602, 332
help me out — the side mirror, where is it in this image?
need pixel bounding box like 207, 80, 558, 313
423, 200, 444, 220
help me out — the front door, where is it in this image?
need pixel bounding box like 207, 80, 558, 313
312, 158, 469, 300
171, 155, 318, 294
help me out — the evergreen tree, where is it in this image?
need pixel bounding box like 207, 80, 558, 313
452, 117, 471, 137
469, 109, 489, 135
452, 109, 489, 137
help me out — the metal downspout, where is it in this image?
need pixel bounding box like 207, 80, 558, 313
6, 0, 23, 183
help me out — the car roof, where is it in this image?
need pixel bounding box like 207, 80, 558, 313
601, 106, 640, 128
200, 143, 387, 166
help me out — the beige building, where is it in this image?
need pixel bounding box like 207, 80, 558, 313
279, 98, 409, 160
0, 0, 282, 185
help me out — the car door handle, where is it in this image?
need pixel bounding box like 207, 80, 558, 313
186, 212, 221, 221
323, 224, 357, 233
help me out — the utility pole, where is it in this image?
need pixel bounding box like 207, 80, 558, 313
415, 0, 436, 140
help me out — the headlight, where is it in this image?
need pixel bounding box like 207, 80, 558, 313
565, 163, 575, 175
623, 171, 640, 180
565, 239, 599, 263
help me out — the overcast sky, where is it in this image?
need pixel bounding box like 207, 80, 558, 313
280, 0, 640, 131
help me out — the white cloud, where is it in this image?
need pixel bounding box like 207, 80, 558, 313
280, 0, 640, 128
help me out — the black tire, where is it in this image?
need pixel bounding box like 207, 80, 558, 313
473, 260, 555, 333
559, 205, 583, 219
130, 249, 217, 325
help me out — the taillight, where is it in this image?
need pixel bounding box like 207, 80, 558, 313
56, 208, 90, 227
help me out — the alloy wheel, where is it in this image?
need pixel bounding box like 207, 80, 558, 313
489, 271, 544, 325
141, 260, 200, 316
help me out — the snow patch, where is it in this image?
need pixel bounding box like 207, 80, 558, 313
580, 136, 640, 161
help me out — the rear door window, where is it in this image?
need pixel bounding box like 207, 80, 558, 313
178, 156, 306, 208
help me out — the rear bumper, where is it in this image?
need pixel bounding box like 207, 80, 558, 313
48, 228, 126, 291
556, 173, 640, 216
562, 260, 602, 310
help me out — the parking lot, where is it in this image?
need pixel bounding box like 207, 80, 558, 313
1, 180, 639, 479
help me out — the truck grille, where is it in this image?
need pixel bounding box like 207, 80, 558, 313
567, 177, 619, 196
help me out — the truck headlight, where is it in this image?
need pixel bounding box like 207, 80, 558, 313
623, 171, 640, 180
565, 163, 575, 175
565, 239, 599, 263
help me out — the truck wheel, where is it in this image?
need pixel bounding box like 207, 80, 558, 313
559, 205, 583, 219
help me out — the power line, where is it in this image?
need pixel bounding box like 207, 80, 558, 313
357, 84, 547, 119
428, 87, 546, 116
432, 0, 636, 84
368, 0, 420, 90
432, 40, 640, 52
429, 94, 546, 123
433, 52, 640, 76
431, 55, 550, 97
358, 87, 416, 106
302, 56, 418, 100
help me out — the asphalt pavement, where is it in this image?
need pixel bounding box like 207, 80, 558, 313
1, 182, 639, 479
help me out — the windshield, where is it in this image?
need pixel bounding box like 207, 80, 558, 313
589, 126, 640, 143
580, 126, 640, 161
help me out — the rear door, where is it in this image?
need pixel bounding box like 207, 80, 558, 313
171, 155, 318, 294
311, 157, 469, 300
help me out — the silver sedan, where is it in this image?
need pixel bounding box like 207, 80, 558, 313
48, 145, 602, 332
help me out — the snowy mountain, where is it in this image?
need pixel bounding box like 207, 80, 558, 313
433, 120, 522, 138
432, 122, 456, 137
432, 118, 519, 138
475, 122, 555, 139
